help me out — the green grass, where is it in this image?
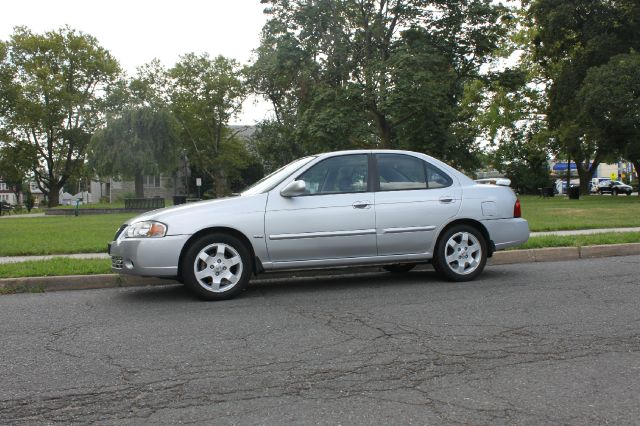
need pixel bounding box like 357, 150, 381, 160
0, 194, 638, 258
0, 214, 135, 256
520, 232, 640, 249
1, 231, 639, 279
520, 195, 640, 231
0, 258, 111, 278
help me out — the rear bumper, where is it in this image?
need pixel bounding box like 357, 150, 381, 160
482, 218, 529, 251
109, 234, 190, 277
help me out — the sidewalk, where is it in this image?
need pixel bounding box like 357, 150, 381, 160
1, 227, 639, 265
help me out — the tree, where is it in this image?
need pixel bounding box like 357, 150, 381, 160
578, 52, 640, 194
249, 0, 510, 170
89, 107, 180, 197
528, 0, 640, 193
169, 54, 247, 197
0, 143, 32, 204
0, 27, 120, 206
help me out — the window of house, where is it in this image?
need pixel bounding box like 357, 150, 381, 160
297, 154, 369, 195
0, 182, 7, 191
143, 175, 161, 188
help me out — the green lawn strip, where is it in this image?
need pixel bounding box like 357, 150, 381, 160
520, 195, 640, 231
1, 232, 639, 279
0, 213, 135, 256
1, 195, 639, 257
518, 232, 640, 249
0, 258, 111, 279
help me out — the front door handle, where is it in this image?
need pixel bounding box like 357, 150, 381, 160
439, 196, 455, 204
352, 201, 371, 209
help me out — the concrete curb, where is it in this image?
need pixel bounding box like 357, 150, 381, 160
1, 243, 639, 294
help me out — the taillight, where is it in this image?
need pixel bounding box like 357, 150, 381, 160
514, 199, 521, 218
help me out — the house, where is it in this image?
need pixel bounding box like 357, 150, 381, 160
0, 179, 45, 206
90, 174, 181, 203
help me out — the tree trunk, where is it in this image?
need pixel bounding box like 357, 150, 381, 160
576, 167, 592, 195
215, 168, 227, 198
371, 111, 393, 149
47, 182, 61, 207
633, 160, 640, 197
134, 173, 144, 198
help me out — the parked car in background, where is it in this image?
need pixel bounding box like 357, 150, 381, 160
590, 177, 611, 193
597, 180, 633, 196
0, 200, 14, 212
109, 150, 530, 300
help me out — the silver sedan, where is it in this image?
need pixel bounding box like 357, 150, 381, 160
109, 150, 529, 300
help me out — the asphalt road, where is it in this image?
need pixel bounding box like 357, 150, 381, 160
1, 256, 639, 425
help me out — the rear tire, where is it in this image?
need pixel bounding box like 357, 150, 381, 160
181, 233, 252, 301
433, 225, 487, 282
383, 263, 417, 273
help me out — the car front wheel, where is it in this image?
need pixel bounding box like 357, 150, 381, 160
182, 233, 252, 301
433, 225, 487, 282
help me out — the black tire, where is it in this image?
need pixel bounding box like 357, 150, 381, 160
433, 225, 487, 282
181, 233, 252, 301
612, 189, 618, 196
626, 192, 631, 196
383, 263, 417, 273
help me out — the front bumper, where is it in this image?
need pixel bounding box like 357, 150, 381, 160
482, 218, 530, 251
109, 234, 191, 277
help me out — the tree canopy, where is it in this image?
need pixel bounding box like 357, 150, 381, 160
0, 26, 119, 206
529, 0, 640, 192
249, 0, 511, 172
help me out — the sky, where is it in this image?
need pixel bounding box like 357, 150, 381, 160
0, 0, 271, 124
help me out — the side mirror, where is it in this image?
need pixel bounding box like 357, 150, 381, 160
280, 180, 306, 197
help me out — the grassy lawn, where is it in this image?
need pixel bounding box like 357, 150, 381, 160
520, 232, 640, 249
0, 258, 111, 278
1, 231, 638, 279
520, 195, 640, 231
0, 195, 638, 258
0, 214, 134, 256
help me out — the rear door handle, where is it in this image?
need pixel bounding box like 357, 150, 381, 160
439, 196, 455, 204
352, 201, 371, 209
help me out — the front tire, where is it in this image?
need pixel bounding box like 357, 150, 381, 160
181, 233, 252, 301
433, 225, 487, 282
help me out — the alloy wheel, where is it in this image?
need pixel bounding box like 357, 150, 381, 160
443, 231, 483, 275
193, 243, 243, 293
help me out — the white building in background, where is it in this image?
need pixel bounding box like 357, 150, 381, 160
551, 160, 636, 181
0, 180, 16, 204
0, 179, 45, 206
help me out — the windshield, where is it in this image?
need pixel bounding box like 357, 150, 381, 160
241, 156, 316, 196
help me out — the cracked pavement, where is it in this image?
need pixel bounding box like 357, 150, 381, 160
1, 255, 639, 425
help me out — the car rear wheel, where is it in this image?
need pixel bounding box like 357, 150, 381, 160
433, 225, 487, 282
182, 233, 252, 301
383, 263, 417, 273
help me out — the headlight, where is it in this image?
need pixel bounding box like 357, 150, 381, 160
124, 221, 167, 238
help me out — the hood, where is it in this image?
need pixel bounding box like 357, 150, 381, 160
125, 194, 268, 233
